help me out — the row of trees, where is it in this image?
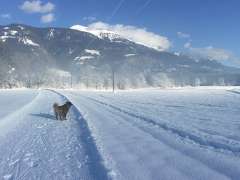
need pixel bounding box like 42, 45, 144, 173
0, 67, 229, 90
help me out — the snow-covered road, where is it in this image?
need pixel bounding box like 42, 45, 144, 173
0, 88, 240, 180
0, 90, 108, 180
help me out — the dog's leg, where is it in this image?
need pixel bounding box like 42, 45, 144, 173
60, 113, 64, 120
63, 113, 67, 120
64, 108, 70, 120
55, 112, 58, 120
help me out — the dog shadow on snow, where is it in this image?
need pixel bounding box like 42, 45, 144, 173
30, 113, 57, 121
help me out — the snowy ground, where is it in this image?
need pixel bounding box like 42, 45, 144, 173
0, 88, 240, 180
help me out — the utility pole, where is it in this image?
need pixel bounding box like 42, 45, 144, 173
70, 71, 73, 88
112, 69, 115, 93
86, 78, 89, 89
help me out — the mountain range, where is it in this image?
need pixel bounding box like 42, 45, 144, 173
0, 24, 239, 89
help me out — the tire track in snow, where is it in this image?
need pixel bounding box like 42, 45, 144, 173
227, 90, 240, 95
83, 95, 240, 156
65, 92, 240, 180
73, 93, 240, 180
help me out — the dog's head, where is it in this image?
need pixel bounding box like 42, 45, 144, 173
66, 101, 72, 108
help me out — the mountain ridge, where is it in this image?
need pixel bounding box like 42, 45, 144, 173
0, 23, 239, 89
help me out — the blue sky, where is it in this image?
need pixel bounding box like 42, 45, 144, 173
0, 0, 240, 66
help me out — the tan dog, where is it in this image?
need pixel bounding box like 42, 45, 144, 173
53, 101, 72, 120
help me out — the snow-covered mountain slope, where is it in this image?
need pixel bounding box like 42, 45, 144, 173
0, 24, 240, 89
70, 24, 169, 51
0, 88, 240, 179
71, 25, 123, 41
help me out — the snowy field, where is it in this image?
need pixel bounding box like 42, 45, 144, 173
0, 87, 240, 180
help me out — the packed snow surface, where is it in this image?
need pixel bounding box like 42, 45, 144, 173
0, 89, 108, 180
0, 87, 240, 180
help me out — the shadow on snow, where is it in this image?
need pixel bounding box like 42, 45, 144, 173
30, 113, 57, 121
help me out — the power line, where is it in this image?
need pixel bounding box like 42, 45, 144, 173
81, 0, 126, 51
136, 0, 152, 15
107, 0, 125, 22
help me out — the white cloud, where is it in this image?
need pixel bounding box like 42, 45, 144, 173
87, 21, 171, 51
41, 13, 55, 23
184, 43, 233, 61
177, 31, 191, 39
83, 16, 97, 22
0, 14, 11, 19
20, 0, 55, 14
